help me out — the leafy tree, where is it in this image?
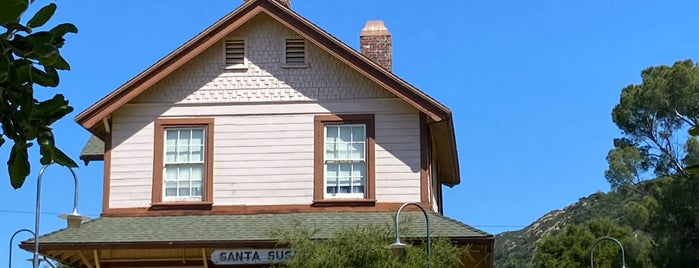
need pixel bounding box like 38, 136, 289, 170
606, 59, 699, 266
533, 218, 654, 268
607, 59, 699, 187
0, 0, 78, 188
272, 223, 468, 268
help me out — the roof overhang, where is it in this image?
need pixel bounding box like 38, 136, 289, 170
20, 212, 491, 266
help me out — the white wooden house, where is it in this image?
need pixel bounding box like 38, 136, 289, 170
22, 0, 494, 267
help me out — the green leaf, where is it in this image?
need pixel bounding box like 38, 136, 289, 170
690, 126, 699, 137
8, 142, 30, 189
30, 65, 58, 87
34, 44, 59, 66
52, 54, 70, 70
51, 146, 77, 168
33, 94, 72, 125
49, 23, 77, 37
37, 130, 54, 165
23, 31, 54, 47
8, 34, 34, 57
0, 136, 5, 148
26, 3, 56, 28
8, 59, 31, 85
686, 165, 699, 176
0, 0, 29, 25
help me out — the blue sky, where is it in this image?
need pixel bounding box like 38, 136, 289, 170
3, 0, 699, 265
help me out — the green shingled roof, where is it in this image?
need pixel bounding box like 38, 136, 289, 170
32, 212, 490, 244
79, 135, 104, 164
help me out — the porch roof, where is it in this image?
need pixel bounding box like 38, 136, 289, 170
23, 211, 492, 249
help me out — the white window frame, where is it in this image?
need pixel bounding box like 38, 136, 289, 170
162, 127, 206, 202
323, 123, 367, 198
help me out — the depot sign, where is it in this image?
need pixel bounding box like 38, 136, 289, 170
211, 248, 293, 265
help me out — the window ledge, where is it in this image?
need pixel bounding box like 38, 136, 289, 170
223, 65, 248, 71
150, 202, 213, 211
311, 199, 376, 207
281, 63, 310, 69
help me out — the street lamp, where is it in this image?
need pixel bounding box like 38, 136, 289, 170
590, 236, 626, 268
387, 202, 431, 268
8, 229, 56, 268
33, 164, 89, 268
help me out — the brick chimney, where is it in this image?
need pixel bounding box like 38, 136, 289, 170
360, 20, 392, 71
244, 0, 290, 8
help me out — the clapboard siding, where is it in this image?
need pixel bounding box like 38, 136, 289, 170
108, 99, 422, 208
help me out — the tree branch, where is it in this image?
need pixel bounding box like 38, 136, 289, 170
645, 130, 689, 178
675, 109, 696, 127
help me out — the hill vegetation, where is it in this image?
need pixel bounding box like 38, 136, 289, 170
493, 189, 629, 267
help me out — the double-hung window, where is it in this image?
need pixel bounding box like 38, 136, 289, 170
324, 124, 366, 197
314, 114, 375, 203
152, 118, 214, 206
164, 128, 205, 201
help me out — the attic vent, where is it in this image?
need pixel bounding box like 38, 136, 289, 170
224, 39, 245, 68
285, 38, 306, 65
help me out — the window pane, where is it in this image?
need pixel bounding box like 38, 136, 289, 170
191, 180, 202, 196
353, 185, 365, 194
338, 163, 351, 177
339, 126, 351, 142
178, 166, 191, 180
191, 129, 204, 145
326, 126, 338, 141
191, 144, 203, 162
165, 166, 178, 181
339, 177, 350, 192
179, 130, 191, 146
337, 142, 350, 159
325, 142, 336, 160
166, 131, 178, 146
177, 145, 189, 162
326, 163, 338, 195
351, 142, 365, 159
190, 165, 203, 180
178, 186, 191, 196
352, 126, 365, 140
164, 180, 177, 197
352, 164, 365, 178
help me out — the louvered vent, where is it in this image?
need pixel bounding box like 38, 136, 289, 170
285, 38, 305, 64
225, 39, 245, 66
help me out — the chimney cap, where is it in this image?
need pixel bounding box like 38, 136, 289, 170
360, 20, 390, 36
243, 0, 290, 8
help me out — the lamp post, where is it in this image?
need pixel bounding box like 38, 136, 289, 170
9, 229, 33, 268
8, 229, 56, 268
33, 164, 89, 268
387, 202, 431, 268
590, 236, 626, 268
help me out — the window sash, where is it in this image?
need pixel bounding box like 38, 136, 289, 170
324, 124, 366, 197
163, 127, 205, 201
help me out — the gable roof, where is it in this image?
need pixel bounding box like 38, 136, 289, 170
75, 0, 452, 137
74, 0, 460, 185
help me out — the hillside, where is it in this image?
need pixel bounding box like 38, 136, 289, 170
493, 190, 630, 267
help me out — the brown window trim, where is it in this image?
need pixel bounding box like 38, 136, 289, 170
313, 114, 375, 206
152, 118, 214, 209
